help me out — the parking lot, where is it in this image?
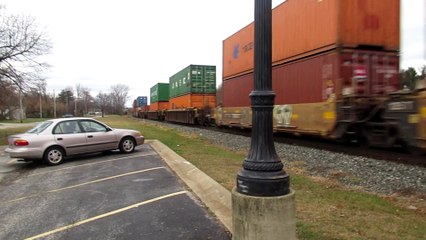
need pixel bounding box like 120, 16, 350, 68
0, 144, 230, 239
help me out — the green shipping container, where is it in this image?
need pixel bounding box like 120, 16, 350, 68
169, 65, 216, 98
150, 83, 170, 103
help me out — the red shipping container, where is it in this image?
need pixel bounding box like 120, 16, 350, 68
222, 49, 399, 107
223, 0, 400, 79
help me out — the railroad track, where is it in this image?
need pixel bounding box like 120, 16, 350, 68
190, 122, 426, 168
140, 118, 426, 196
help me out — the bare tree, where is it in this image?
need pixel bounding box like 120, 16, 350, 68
0, 80, 17, 119
96, 92, 110, 117
0, 6, 52, 91
110, 84, 129, 115
81, 87, 93, 114
73, 84, 93, 116
57, 87, 74, 114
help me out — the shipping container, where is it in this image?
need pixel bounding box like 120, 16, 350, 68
137, 96, 148, 107
169, 93, 216, 110
223, 0, 400, 79
169, 65, 216, 98
150, 101, 169, 111
222, 49, 399, 107
150, 83, 169, 103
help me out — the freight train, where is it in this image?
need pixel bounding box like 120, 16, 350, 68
133, 0, 426, 154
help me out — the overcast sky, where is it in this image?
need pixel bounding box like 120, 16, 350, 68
2, 0, 425, 106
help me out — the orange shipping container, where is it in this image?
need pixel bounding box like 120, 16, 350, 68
223, 0, 400, 79
170, 94, 216, 110
150, 101, 169, 111
141, 105, 150, 112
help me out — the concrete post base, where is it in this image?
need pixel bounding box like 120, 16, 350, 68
232, 188, 296, 240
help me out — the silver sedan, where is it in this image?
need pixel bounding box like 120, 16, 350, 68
5, 117, 144, 165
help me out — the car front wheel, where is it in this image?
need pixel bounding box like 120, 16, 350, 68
119, 137, 135, 153
43, 146, 65, 165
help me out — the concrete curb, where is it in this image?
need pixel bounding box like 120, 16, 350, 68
148, 140, 232, 233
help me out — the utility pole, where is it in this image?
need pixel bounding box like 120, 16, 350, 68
39, 90, 43, 119
53, 89, 57, 118
19, 88, 23, 123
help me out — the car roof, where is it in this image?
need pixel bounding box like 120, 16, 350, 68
49, 117, 99, 123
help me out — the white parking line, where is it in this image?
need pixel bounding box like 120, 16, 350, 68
28, 152, 157, 177
24, 190, 188, 240
3, 167, 166, 204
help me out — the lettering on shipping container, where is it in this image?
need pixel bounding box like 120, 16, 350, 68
233, 44, 240, 59
232, 42, 253, 60
242, 42, 253, 53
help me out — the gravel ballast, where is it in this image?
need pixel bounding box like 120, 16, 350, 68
146, 120, 426, 197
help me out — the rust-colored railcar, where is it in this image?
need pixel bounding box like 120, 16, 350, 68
164, 108, 210, 125
138, 105, 150, 119
382, 87, 426, 153
166, 94, 216, 125
146, 111, 162, 121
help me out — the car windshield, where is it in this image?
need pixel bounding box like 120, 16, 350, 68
26, 121, 53, 134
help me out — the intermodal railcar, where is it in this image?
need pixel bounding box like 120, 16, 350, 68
134, 0, 425, 154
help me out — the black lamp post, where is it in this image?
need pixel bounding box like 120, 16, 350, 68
236, 0, 289, 197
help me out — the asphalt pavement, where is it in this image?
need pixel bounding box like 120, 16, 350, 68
0, 141, 232, 239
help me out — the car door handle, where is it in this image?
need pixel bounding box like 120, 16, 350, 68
57, 138, 63, 141
87, 135, 93, 138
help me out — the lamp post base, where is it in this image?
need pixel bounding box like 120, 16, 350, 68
236, 169, 290, 196
232, 188, 296, 240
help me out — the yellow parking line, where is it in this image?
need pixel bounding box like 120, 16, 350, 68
3, 167, 165, 204
24, 190, 188, 240
7, 159, 18, 164
29, 152, 157, 177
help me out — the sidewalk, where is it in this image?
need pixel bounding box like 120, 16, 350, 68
148, 140, 233, 233
0, 122, 37, 129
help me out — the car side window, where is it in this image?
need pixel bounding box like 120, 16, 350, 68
54, 121, 82, 134
80, 120, 108, 133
